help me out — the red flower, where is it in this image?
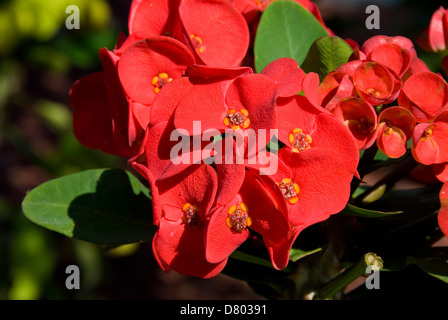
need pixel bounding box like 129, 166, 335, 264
117, 36, 195, 106
260, 57, 305, 97
416, 6, 448, 52
69, 48, 147, 158
151, 164, 227, 278
319, 71, 355, 110
412, 110, 448, 166
129, 77, 207, 225
275, 95, 359, 174
360, 35, 417, 77
273, 147, 355, 228
178, 0, 250, 67
205, 170, 291, 270
329, 97, 378, 150
335, 59, 363, 75
247, 147, 356, 268
173, 65, 278, 153
261, 58, 323, 109
353, 61, 402, 106
128, 0, 250, 67
128, 0, 182, 40
376, 107, 416, 159
438, 182, 448, 238
398, 71, 448, 123
402, 56, 431, 81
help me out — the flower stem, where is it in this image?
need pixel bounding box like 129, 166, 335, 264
316, 253, 383, 300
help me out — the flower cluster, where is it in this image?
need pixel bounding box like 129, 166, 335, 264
317, 31, 448, 241
69, 0, 448, 278
127, 56, 360, 277
318, 35, 448, 179
416, 6, 448, 239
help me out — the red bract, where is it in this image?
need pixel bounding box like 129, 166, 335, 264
360, 35, 417, 77
438, 182, 448, 238
260, 57, 305, 97
412, 110, 448, 166
151, 164, 228, 278
173, 66, 278, 163
376, 107, 416, 159
275, 146, 355, 227
118, 36, 195, 106
318, 71, 355, 110
398, 71, 448, 123
128, 0, 182, 39
416, 6, 448, 52
353, 61, 402, 106
128, 0, 250, 67
247, 147, 355, 267
129, 76, 209, 224
301, 72, 321, 106
335, 59, 363, 76
402, 56, 431, 81
173, 65, 277, 140
329, 97, 378, 150
179, 0, 250, 67
70, 48, 147, 158
276, 95, 359, 174
206, 170, 291, 270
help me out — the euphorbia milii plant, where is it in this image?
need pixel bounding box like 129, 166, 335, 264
22, 0, 448, 301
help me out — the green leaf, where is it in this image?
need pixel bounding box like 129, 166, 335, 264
343, 203, 403, 218
22, 168, 155, 245
254, 0, 328, 72
408, 248, 448, 284
289, 247, 322, 262
301, 35, 353, 81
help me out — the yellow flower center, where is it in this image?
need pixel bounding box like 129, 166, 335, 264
276, 178, 300, 204
226, 203, 252, 233
181, 203, 200, 227
223, 109, 251, 130
152, 72, 173, 94
190, 34, 204, 54
289, 128, 312, 153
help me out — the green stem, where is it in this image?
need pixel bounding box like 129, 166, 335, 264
316, 253, 383, 300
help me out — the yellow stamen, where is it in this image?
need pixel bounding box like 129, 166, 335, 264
182, 203, 191, 212
289, 128, 312, 152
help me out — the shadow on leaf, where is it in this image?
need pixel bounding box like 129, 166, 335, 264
68, 169, 155, 245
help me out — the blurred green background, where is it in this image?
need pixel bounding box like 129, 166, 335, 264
0, 0, 446, 300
